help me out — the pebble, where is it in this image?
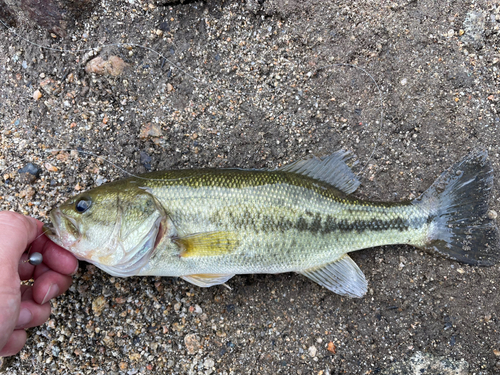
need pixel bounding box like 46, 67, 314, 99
487, 210, 497, 220
139, 123, 162, 138
327, 342, 336, 354
140, 151, 152, 171
40, 78, 59, 95
381, 351, 469, 374
308, 345, 317, 357
184, 334, 201, 354
461, 11, 486, 50
92, 296, 108, 314
44, 163, 58, 172
33, 89, 42, 100
85, 56, 128, 76
18, 163, 42, 183
204, 357, 215, 369
194, 304, 203, 314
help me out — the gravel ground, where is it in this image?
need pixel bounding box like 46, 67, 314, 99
1, 0, 500, 374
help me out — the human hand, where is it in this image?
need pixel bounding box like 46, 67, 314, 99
0, 211, 78, 357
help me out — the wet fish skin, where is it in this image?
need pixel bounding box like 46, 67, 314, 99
45, 150, 499, 297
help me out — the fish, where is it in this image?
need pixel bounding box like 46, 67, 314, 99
43, 150, 499, 297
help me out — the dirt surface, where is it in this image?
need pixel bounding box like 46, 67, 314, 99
1, 0, 500, 374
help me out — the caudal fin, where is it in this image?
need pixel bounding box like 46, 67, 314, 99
417, 150, 499, 266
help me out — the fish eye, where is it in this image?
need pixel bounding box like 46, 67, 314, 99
75, 197, 91, 213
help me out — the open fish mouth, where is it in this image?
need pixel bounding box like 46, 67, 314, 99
42, 215, 63, 246
42, 223, 57, 237
43, 208, 80, 248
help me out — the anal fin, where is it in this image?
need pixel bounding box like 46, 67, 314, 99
181, 273, 235, 288
298, 255, 367, 298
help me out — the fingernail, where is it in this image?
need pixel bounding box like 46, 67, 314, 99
42, 283, 60, 305
71, 261, 80, 275
16, 308, 32, 328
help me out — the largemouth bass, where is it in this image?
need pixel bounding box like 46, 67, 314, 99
44, 150, 499, 297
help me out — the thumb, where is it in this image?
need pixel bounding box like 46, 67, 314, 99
0, 212, 40, 353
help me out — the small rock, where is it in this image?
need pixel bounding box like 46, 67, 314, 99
308, 345, 317, 357
494, 349, 500, 357
139, 123, 162, 138
327, 341, 336, 354
85, 56, 128, 76
115, 297, 126, 304
174, 302, 182, 312
166, 83, 174, 92
33, 89, 42, 100
18, 163, 42, 183
380, 351, 469, 374
128, 353, 141, 361
140, 151, 152, 171
44, 163, 58, 172
194, 304, 203, 314
204, 357, 215, 369
487, 210, 498, 220
92, 296, 108, 315
461, 11, 486, 50
40, 78, 59, 95
184, 334, 201, 354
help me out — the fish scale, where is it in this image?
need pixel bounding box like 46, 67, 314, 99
123, 168, 429, 281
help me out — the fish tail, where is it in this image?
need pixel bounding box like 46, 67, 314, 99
416, 150, 499, 266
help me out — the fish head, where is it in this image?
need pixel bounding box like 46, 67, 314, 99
44, 183, 168, 276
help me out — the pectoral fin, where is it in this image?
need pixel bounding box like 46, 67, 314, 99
181, 273, 235, 287
299, 255, 367, 298
173, 231, 240, 257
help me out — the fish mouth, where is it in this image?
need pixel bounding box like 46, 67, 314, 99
43, 209, 63, 246
42, 223, 57, 237
43, 208, 80, 249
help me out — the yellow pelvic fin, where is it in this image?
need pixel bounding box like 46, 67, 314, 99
174, 231, 240, 257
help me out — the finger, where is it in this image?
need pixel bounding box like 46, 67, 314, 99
15, 287, 51, 329
0, 213, 36, 354
32, 271, 73, 305
31, 234, 79, 276
18, 252, 36, 281
0, 212, 39, 289
33, 263, 51, 280
0, 330, 26, 357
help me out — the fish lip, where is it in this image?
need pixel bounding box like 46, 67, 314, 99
43, 209, 62, 243
44, 208, 80, 248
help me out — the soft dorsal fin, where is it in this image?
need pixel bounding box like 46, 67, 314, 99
298, 255, 367, 298
280, 150, 360, 194
181, 273, 235, 287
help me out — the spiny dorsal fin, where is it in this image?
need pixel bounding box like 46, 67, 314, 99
298, 255, 367, 298
280, 150, 360, 194
173, 231, 240, 257
181, 273, 235, 287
